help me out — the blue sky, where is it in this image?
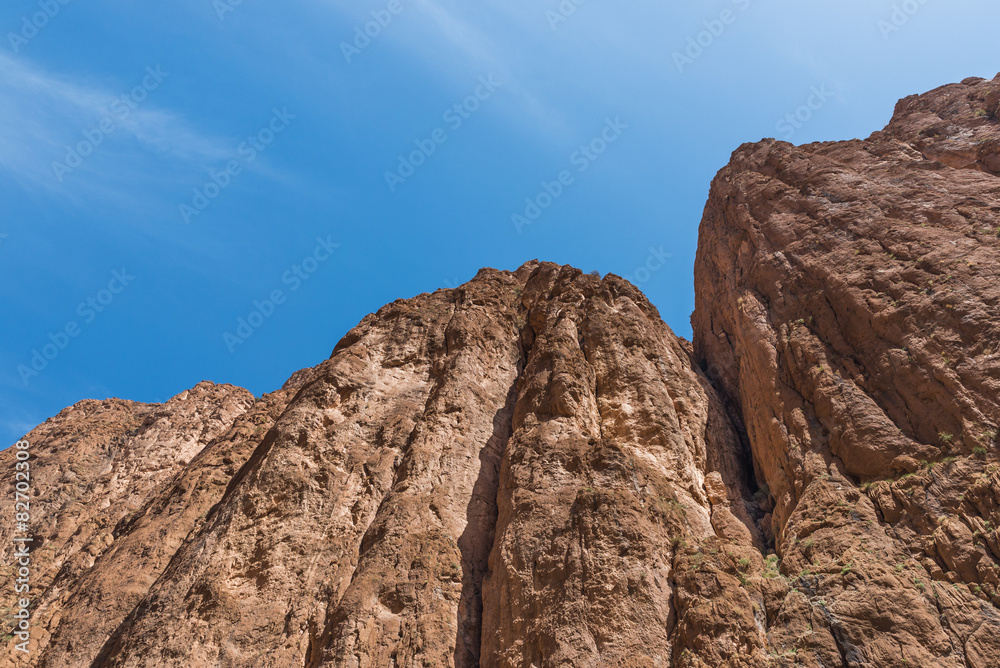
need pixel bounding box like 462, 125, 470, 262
1, 0, 997, 446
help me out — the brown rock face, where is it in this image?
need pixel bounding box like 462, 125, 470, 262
3, 264, 767, 667
2, 74, 998, 667
0, 379, 313, 667
693, 73, 1000, 666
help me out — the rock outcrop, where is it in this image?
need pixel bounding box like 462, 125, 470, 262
693, 74, 1000, 666
1, 74, 998, 667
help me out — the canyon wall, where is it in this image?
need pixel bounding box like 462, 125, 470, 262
2, 74, 999, 667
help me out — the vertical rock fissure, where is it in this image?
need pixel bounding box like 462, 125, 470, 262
578, 314, 605, 443
694, 360, 768, 536
665, 546, 681, 665
91, 601, 142, 666
826, 617, 854, 668
454, 382, 519, 667
456, 317, 532, 667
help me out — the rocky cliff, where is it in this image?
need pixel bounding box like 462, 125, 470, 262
692, 74, 1000, 666
2, 74, 999, 667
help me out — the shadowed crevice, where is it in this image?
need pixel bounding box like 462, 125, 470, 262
453, 385, 518, 667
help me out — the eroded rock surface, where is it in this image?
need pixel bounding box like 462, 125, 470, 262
0, 382, 257, 665
2, 74, 999, 668
82, 263, 767, 668
693, 73, 1000, 666
2, 262, 769, 667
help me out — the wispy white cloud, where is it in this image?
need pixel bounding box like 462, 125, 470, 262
409, 0, 572, 133
326, 0, 683, 143
0, 53, 232, 194
326, 0, 578, 138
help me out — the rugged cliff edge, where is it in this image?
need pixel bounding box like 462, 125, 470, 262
692, 74, 1000, 666
2, 74, 999, 667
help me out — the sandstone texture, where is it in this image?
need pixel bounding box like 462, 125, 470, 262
1, 74, 998, 667
693, 74, 1000, 666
